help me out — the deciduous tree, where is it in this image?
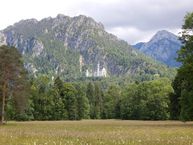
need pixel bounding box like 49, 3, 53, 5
172, 12, 193, 121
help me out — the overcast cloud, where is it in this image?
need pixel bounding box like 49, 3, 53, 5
0, 0, 193, 44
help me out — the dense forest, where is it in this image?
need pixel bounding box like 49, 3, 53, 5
0, 48, 179, 122
0, 12, 193, 123
3, 73, 173, 121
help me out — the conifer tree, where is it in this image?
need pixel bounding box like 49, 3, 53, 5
64, 83, 78, 120
93, 82, 103, 119
86, 82, 95, 118
0, 45, 29, 124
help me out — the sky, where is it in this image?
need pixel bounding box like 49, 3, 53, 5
0, 0, 193, 44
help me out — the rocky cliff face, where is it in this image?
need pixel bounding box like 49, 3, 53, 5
133, 30, 182, 67
0, 15, 175, 80
0, 32, 7, 46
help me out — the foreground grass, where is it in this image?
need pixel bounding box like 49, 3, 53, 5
0, 120, 193, 145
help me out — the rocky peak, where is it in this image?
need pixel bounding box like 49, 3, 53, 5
132, 30, 182, 67
149, 30, 180, 44
73, 15, 104, 30
14, 19, 38, 27
56, 14, 68, 19
54, 14, 71, 23
0, 32, 7, 46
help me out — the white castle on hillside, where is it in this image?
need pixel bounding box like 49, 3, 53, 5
86, 62, 107, 77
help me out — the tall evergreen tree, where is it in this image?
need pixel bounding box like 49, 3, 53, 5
54, 76, 63, 94
64, 83, 78, 120
169, 75, 181, 120
0, 45, 29, 124
30, 76, 54, 120
53, 76, 67, 120
93, 82, 103, 119
102, 85, 121, 119
86, 82, 95, 119
75, 84, 90, 119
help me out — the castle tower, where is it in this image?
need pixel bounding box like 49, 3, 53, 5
86, 69, 89, 77
79, 55, 83, 72
101, 67, 107, 77
97, 62, 100, 77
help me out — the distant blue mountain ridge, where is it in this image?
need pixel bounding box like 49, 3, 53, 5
132, 30, 182, 67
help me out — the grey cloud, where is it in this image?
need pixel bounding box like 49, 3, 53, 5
79, 0, 193, 30
74, 0, 193, 43
2, 0, 191, 44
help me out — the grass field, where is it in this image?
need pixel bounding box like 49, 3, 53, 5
0, 120, 193, 145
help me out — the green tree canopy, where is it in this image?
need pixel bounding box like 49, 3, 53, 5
172, 12, 193, 121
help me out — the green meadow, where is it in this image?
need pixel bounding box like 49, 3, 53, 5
0, 120, 193, 145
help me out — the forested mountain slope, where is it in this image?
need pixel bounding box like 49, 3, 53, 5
0, 15, 175, 80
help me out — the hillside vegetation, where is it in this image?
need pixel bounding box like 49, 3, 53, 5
0, 14, 175, 81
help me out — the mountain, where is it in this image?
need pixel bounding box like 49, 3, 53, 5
132, 30, 182, 67
0, 15, 175, 81
132, 42, 145, 49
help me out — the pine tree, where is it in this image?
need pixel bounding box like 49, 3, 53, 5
0, 45, 29, 124
53, 77, 67, 120
76, 84, 90, 119
93, 82, 103, 119
30, 76, 53, 120
64, 83, 78, 120
170, 75, 181, 120
86, 82, 95, 119
54, 76, 63, 93
103, 85, 121, 119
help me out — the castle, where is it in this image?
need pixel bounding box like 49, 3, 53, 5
79, 55, 107, 78
86, 62, 107, 77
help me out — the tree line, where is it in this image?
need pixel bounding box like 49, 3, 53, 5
0, 12, 193, 123
5, 74, 173, 121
